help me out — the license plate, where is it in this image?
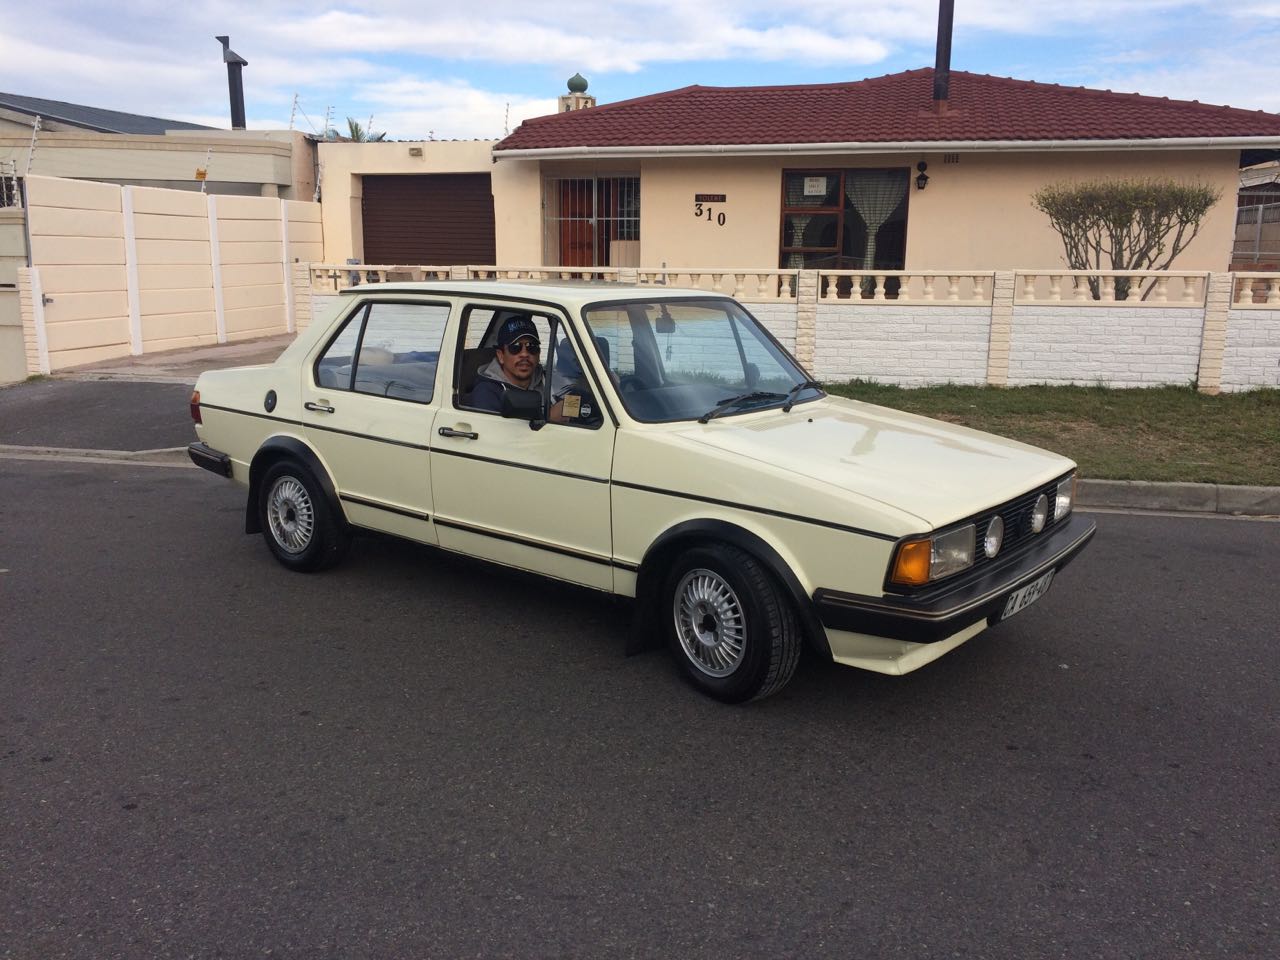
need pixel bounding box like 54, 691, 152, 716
1000, 569, 1055, 621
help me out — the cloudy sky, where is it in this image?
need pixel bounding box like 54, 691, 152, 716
2, 1, 1279, 141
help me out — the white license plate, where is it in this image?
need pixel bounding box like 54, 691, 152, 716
1000, 569, 1055, 621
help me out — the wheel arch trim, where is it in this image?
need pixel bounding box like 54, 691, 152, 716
245, 436, 346, 535
634, 518, 831, 659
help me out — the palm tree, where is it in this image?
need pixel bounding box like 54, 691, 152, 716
344, 117, 386, 142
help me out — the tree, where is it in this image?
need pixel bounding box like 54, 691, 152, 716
1032, 178, 1219, 299
327, 119, 386, 142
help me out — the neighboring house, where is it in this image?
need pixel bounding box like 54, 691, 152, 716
486, 68, 1280, 273
0, 92, 316, 200
1234, 161, 1280, 269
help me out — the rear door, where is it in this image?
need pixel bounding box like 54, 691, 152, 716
302, 297, 452, 543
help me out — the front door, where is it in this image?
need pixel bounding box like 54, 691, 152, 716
429, 303, 616, 590
302, 298, 451, 543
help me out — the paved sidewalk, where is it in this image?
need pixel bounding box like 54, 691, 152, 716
3, 334, 1277, 517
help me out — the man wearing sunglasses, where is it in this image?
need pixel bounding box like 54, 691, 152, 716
466, 315, 547, 414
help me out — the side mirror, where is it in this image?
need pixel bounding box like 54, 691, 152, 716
500, 386, 545, 426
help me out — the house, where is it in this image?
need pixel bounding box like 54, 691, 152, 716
0, 92, 316, 200
484, 69, 1280, 273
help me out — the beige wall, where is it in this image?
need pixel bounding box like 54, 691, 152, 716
0, 128, 314, 199
26, 176, 131, 369
317, 140, 495, 262
18, 175, 321, 373
490, 148, 1241, 272
0, 208, 27, 383
902, 150, 1240, 272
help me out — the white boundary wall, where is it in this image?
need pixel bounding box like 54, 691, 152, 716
300, 267, 1280, 393
1221, 309, 1280, 391
1007, 306, 1204, 388
812, 305, 990, 386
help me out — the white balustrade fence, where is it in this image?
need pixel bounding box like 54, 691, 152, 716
297, 266, 1280, 393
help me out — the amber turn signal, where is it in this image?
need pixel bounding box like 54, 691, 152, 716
890, 538, 931, 586
189, 389, 202, 424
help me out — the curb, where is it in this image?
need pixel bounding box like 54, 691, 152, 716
1078, 479, 1280, 517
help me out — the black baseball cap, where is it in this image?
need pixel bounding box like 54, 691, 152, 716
496, 316, 540, 348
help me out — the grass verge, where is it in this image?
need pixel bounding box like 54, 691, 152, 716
821, 383, 1280, 487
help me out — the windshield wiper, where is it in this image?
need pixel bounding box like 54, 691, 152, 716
781, 379, 823, 413
698, 391, 787, 424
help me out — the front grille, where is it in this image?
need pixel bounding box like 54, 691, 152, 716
968, 475, 1069, 575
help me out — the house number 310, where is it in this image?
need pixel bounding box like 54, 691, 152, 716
694, 202, 726, 226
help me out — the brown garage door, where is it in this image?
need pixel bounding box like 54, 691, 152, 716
361, 174, 496, 265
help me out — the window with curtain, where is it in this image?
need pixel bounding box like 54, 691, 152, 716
779, 169, 909, 277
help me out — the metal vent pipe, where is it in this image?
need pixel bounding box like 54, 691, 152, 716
933, 0, 954, 103
216, 35, 248, 130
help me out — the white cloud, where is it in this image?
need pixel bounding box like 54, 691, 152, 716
353, 79, 557, 141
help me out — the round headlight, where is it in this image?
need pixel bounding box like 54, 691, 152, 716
1030, 494, 1049, 533
983, 515, 1004, 558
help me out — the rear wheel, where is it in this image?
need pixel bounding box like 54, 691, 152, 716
258, 459, 350, 572
663, 543, 801, 702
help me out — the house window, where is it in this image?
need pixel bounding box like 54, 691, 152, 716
779, 169, 909, 276
543, 176, 640, 268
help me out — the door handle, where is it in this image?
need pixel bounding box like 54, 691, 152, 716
438, 426, 479, 440
304, 401, 335, 414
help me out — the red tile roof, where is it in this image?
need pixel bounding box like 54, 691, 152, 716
496, 68, 1280, 152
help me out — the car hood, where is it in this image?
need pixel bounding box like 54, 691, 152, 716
668, 396, 1074, 529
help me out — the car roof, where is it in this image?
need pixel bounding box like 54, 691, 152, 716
339, 279, 728, 310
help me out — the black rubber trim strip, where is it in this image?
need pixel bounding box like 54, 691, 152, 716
814, 514, 1096, 643
199, 403, 431, 451
434, 516, 617, 567
339, 493, 431, 522
611, 479, 898, 541
431, 446, 608, 484
187, 441, 232, 477
200, 403, 299, 427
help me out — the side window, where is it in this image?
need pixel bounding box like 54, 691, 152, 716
454, 306, 552, 414
316, 301, 449, 403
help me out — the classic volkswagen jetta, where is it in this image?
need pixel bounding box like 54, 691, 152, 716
188, 281, 1095, 702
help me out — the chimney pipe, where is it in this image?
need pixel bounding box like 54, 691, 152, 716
933, 0, 954, 104
216, 35, 248, 130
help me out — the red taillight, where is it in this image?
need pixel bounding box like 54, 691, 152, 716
189, 389, 202, 424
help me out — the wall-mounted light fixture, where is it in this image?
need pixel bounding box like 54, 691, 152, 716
915, 161, 930, 191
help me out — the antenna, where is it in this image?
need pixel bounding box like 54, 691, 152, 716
504, 102, 510, 136
200, 146, 213, 194
322, 105, 334, 140
289, 93, 299, 131
24, 115, 42, 176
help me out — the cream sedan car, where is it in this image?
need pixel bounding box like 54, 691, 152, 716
188, 281, 1095, 702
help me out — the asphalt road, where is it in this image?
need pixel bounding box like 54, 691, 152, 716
2, 457, 1277, 959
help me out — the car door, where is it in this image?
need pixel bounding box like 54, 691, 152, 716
429, 302, 617, 591
302, 296, 451, 544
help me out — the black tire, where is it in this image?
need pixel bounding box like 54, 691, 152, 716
258, 459, 351, 572
662, 543, 801, 703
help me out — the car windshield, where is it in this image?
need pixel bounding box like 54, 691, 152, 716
581, 298, 823, 423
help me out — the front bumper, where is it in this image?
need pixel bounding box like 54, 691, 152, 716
187, 441, 232, 478
814, 512, 1096, 644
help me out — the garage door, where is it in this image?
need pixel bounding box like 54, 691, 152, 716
361, 174, 496, 265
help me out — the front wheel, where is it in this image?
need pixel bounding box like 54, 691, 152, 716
258, 459, 350, 572
663, 544, 801, 702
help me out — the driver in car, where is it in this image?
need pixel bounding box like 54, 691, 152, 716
467, 316, 546, 413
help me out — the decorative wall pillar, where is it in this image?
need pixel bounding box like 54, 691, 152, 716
1195, 272, 1233, 395
291, 262, 313, 332
793, 270, 819, 369
986, 270, 1015, 386
17, 266, 49, 375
